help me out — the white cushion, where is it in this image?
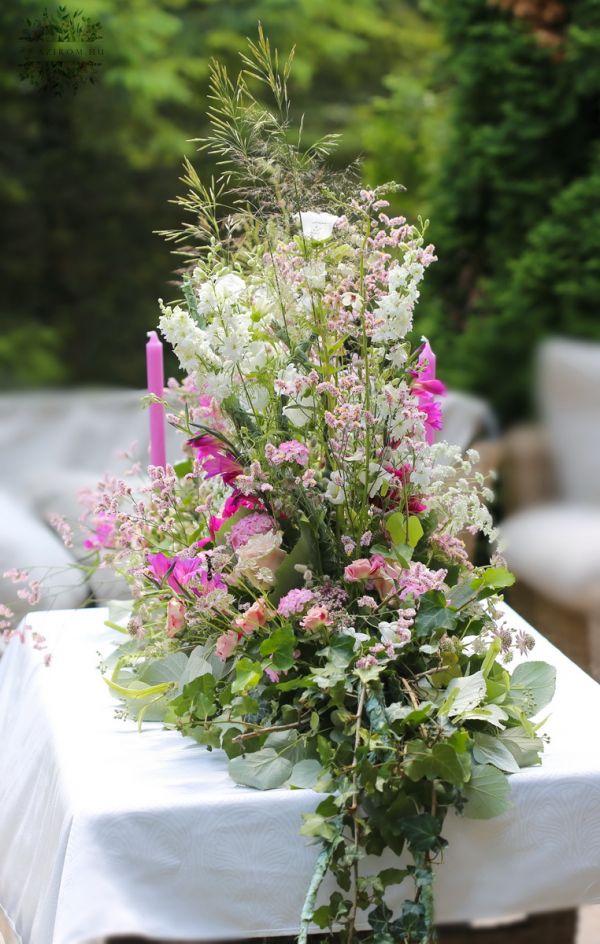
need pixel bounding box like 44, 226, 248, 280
502, 503, 600, 612
0, 490, 89, 623
538, 339, 600, 504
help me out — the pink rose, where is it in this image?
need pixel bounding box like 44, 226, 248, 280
344, 559, 373, 582
233, 598, 272, 635
166, 598, 186, 637
215, 629, 240, 660
300, 605, 332, 632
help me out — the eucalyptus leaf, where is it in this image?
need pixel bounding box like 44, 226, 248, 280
440, 671, 486, 717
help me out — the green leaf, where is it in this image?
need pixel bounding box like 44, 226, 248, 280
386, 701, 435, 725
288, 759, 326, 789
229, 748, 293, 790
459, 704, 509, 728
386, 512, 424, 548
413, 592, 457, 638
476, 566, 515, 590
439, 671, 486, 717
498, 726, 544, 768
464, 764, 511, 819
401, 813, 443, 852
510, 661, 556, 715
231, 657, 262, 693
405, 741, 470, 787
473, 732, 520, 773
138, 652, 188, 687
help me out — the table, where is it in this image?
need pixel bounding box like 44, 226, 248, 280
1, 606, 600, 944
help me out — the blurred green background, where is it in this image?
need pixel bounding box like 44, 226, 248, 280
2, 0, 600, 422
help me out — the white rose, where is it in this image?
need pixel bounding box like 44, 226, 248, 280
296, 211, 339, 242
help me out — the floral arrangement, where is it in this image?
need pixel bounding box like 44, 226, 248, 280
25, 32, 556, 944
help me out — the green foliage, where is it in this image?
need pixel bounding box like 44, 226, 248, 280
423, 0, 600, 421
1, 0, 443, 389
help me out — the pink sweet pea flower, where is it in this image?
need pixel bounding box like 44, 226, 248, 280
187, 433, 243, 486
147, 552, 225, 595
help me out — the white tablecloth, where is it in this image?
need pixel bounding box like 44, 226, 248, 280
1, 606, 600, 944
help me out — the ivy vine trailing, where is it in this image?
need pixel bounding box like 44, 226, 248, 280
76, 29, 555, 944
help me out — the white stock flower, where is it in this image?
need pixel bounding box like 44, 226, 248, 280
378, 621, 411, 648
196, 272, 246, 315
296, 211, 339, 242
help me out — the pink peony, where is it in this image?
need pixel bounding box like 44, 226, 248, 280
215, 629, 240, 660
233, 598, 273, 635
300, 605, 332, 631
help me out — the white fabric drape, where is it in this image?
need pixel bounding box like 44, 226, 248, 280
1, 605, 600, 944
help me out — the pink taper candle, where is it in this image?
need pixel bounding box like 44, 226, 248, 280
146, 331, 167, 468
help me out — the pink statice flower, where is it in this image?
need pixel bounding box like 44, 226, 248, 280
229, 513, 276, 550
265, 440, 310, 467
398, 562, 447, 601
277, 587, 316, 617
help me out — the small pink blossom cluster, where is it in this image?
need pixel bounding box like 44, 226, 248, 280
277, 587, 316, 617
265, 440, 310, 467
228, 513, 276, 550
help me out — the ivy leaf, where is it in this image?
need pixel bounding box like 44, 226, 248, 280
229, 748, 293, 790
510, 661, 556, 715
473, 732, 520, 773
464, 764, 511, 819
231, 657, 262, 693
413, 592, 457, 639
401, 813, 444, 852
386, 701, 435, 726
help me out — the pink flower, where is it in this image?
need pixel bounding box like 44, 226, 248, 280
410, 339, 446, 445
300, 605, 332, 631
84, 513, 116, 550
147, 552, 225, 595
188, 433, 243, 486
221, 491, 263, 519
215, 629, 240, 660
277, 587, 315, 617
265, 440, 310, 467
166, 598, 186, 637
344, 559, 373, 582
264, 667, 280, 683
233, 598, 273, 635
229, 513, 276, 550
398, 562, 447, 600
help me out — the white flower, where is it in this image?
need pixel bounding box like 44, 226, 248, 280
296, 211, 339, 242
303, 260, 327, 289
283, 393, 316, 428
324, 472, 346, 505
341, 626, 370, 651
378, 621, 411, 648
196, 272, 246, 315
